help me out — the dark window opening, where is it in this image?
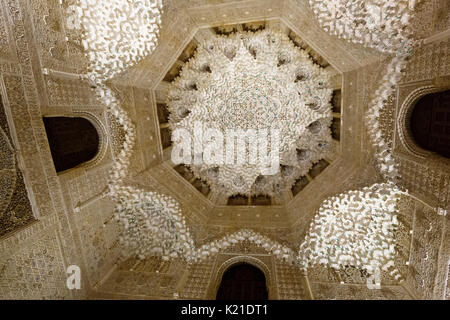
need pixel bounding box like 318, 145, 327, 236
251, 195, 272, 206
173, 165, 211, 197
43, 117, 99, 172
332, 89, 342, 113
160, 127, 172, 149
213, 26, 238, 36
288, 31, 329, 68
163, 64, 183, 83
178, 40, 197, 63
216, 263, 268, 300
308, 159, 330, 179
174, 164, 194, 181
157, 103, 170, 124
331, 117, 341, 141
242, 22, 265, 32
291, 176, 309, 196
227, 194, 249, 206
192, 178, 211, 197
410, 90, 450, 158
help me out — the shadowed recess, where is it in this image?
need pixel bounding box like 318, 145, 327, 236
216, 263, 268, 300
410, 90, 450, 158
43, 117, 99, 172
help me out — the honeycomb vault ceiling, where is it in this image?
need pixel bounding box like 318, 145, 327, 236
158, 21, 340, 205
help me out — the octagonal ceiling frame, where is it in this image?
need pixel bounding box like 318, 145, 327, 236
122, 0, 382, 228
151, 20, 344, 208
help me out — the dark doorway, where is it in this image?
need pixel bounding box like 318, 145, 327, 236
43, 117, 99, 172
216, 263, 268, 300
410, 90, 450, 158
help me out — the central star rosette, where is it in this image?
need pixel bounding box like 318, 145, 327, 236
167, 29, 334, 196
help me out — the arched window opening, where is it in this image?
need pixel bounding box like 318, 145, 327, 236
43, 117, 99, 172
216, 263, 268, 300
410, 90, 450, 158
